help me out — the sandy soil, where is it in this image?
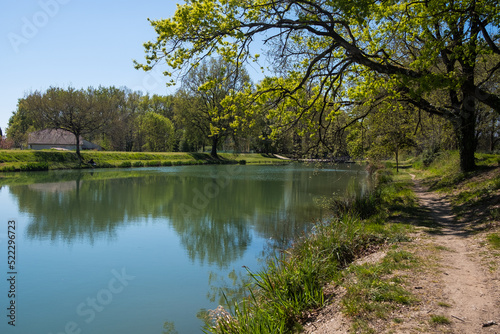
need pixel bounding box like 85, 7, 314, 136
303, 175, 500, 333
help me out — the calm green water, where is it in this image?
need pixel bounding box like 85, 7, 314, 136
0, 163, 370, 334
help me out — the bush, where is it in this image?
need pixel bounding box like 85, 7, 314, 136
132, 161, 144, 167
238, 159, 247, 165
422, 146, 440, 167
162, 161, 172, 166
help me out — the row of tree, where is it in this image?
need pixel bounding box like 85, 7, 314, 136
4, 55, 499, 165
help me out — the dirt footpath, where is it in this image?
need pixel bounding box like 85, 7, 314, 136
304, 176, 500, 333
410, 177, 500, 333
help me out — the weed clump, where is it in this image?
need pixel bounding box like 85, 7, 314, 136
429, 314, 451, 325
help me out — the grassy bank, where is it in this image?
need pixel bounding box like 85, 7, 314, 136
0, 150, 283, 172
203, 151, 500, 334
412, 151, 500, 231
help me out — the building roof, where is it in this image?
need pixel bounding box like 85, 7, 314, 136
28, 129, 101, 150
28, 129, 81, 145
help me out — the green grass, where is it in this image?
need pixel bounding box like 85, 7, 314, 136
411, 150, 500, 230
487, 233, 500, 249
0, 150, 284, 173
341, 249, 418, 332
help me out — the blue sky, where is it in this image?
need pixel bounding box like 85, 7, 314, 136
0, 0, 187, 134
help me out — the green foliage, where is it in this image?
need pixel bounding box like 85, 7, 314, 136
421, 147, 441, 167
22, 86, 119, 161
487, 234, 500, 249
136, 0, 500, 172
135, 112, 175, 152
173, 57, 251, 157
0, 166, 16, 172
6, 99, 38, 148
0, 151, 282, 174
96, 162, 115, 168
205, 215, 382, 334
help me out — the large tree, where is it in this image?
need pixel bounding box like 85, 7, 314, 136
24, 87, 117, 161
134, 111, 175, 152
173, 57, 251, 158
136, 0, 500, 172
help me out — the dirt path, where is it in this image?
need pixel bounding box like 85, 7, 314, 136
304, 175, 500, 333
411, 176, 500, 333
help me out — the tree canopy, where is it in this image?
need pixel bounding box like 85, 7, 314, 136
136, 0, 500, 171
23, 87, 118, 161
175, 57, 251, 157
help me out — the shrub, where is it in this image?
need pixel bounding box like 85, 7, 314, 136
132, 161, 144, 167
422, 146, 440, 167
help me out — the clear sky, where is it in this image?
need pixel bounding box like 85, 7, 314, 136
0, 0, 185, 134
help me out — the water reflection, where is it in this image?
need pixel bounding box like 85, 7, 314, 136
9, 164, 370, 264
3, 164, 371, 333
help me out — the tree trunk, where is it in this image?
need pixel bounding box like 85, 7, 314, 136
454, 73, 478, 172
454, 99, 477, 173
490, 119, 496, 153
74, 132, 83, 163
395, 147, 399, 173
210, 136, 219, 159
456, 123, 476, 172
